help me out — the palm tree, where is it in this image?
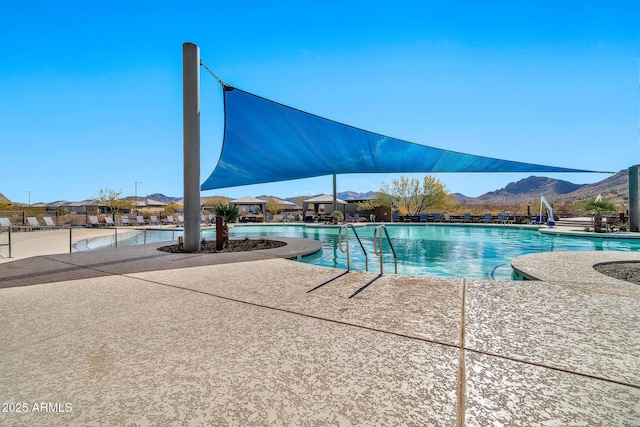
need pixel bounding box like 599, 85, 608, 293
214, 204, 240, 246
581, 198, 617, 232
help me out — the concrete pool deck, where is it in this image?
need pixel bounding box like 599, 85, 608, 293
0, 227, 639, 425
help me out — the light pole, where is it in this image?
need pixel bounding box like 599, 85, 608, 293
135, 181, 143, 214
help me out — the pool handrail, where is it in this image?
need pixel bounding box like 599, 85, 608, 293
338, 224, 368, 272
373, 225, 398, 275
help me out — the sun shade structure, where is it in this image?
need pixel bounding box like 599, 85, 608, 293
302, 194, 347, 219
229, 196, 267, 217
201, 85, 602, 191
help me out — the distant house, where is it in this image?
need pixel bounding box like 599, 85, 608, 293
0, 193, 12, 207
124, 197, 168, 213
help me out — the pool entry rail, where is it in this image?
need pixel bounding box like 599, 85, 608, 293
373, 225, 398, 275
338, 224, 369, 272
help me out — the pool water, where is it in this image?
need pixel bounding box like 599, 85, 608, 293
218, 224, 640, 280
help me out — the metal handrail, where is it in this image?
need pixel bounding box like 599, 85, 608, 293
373, 225, 397, 275
338, 224, 368, 272
0, 226, 11, 258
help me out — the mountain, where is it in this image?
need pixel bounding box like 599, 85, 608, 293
458, 170, 628, 205
552, 169, 628, 205
129, 170, 629, 208
472, 176, 586, 203
337, 191, 376, 200
146, 193, 181, 204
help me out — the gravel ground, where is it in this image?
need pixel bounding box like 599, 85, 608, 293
594, 262, 640, 285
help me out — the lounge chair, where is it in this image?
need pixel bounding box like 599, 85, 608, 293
104, 217, 115, 226
462, 213, 471, 222
392, 213, 399, 222
121, 217, 131, 226
26, 217, 41, 230
353, 213, 360, 222
482, 213, 493, 223
443, 213, 453, 222
89, 215, 100, 227
43, 217, 57, 228
150, 216, 159, 226
0, 217, 31, 231
165, 215, 175, 225
434, 213, 443, 222
495, 213, 506, 224
419, 213, 427, 222
135, 216, 146, 226
177, 215, 184, 225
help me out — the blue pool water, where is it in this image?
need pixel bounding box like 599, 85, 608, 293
218, 224, 640, 280
77, 224, 640, 280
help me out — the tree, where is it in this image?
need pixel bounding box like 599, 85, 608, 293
581, 198, 617, 232
164, 202, 182, 214
375, 175, 449, 216
266, 197, 283, 215
94, 188, 129, 215
214, 204, 240, 246
202, 197, 228, 211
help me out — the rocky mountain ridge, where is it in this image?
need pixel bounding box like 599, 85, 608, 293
131, 170, 633, 207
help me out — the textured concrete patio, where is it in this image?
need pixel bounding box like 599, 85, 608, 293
0, 233, 639, 426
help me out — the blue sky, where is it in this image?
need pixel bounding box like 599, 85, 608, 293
1, 1, 638, 203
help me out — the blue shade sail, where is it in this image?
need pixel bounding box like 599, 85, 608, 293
201, 86, 601, 191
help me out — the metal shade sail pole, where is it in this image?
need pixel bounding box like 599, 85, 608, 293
183, 42, 201, 252
629, 165, 639, 232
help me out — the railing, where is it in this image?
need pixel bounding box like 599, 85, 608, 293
338, 224, 368, 272
373, 225, 397, 275
0, 226, 185, 259
71, 227, 182, 252
0, 226, 11, 258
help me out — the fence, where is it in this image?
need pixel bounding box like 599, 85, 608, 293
0, 211, 188, 227
0, 227, 189, 260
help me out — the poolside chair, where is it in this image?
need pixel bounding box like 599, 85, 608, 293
353, 213, 360, 222
89, 215, 100, 227
26, 217, 42, 230
149, 215, 159, 226
392, 213, 399, 222
434, 213, 442, 222
495, 213, 506, 224
443, 213, 453, 222
104, 217, 115, 226
135, 216, 146, 226
121, 216, 131, 226
419, 213, 428, 222
165, 215, 175, 225
482, 213, 493, 223
43, 217, 57, 228
177, 215, 184, 226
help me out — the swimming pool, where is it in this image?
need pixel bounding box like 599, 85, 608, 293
217, 224, 640, 280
